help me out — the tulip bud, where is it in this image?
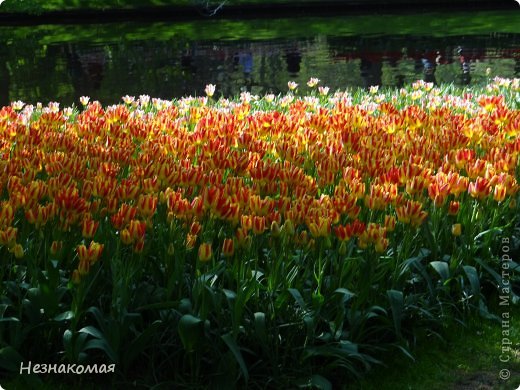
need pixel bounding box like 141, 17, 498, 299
323, 236, 332, 249
384, 215, 396, 232
222, 238, 235, 257
134, 239, 145, 253
448, 201, 460, 216
13, 243, 24, 259
338, 241, 347, 256
270, 221, 281, 237
121, 228, 133, 245
81, 219, 99, 239
493, 184, 507, 203
78, 258, 90, 276
186, 233, 197, 250
243, 236, 253, 251
198, 242, 212, 262
71, 269, 81, 284
167, 243, 175, 256
252, 216, 266, 235
451, 223, 462, 237
50, 240, 63, 255
375, 238, 389, 253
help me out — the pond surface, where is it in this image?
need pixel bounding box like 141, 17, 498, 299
1, 10, 519, 105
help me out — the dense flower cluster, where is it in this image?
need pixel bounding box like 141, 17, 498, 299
0, 78, 518, 280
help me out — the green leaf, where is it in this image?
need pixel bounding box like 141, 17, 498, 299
394, 343, 415, 361
334, 288, 355, 303
288, 288, 307, 311
53, 311, 73, 322
135, 301, 179, 311
178, 314, 204, 352
463, 265, 480, 299
309, 374, 332, 390
430, 261, 450, 281
63, 329, 73, 357
0, 346, 24, 372
83, 338, 119, 363
123, 321, 162, 370
253, 312, 268, 352
387, 290, 404, 337
473, 257, 502, 285
78, 325, 104, 340
221, 333, 249, 382
0, 316, 20, 323
473, 227, 502, 241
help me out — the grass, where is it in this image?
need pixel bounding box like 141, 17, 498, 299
356, 306, 520, 390
2, 11, 519, 45
0, 0, 329, 14
4, 308, 520, 389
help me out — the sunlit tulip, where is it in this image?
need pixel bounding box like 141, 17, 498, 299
493, 184, 507, 202
318, 86, 330, 96
205, 84, 216, 98
307, 78, 320, 88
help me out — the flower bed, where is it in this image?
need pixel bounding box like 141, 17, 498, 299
0, 78, 519, 388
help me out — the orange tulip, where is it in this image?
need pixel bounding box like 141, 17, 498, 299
0, 227, 17, 247
134, 239, 145, 253
493, 184, 507, 202
252, 216, 266, 235
121, 228, 133, 245
222, 238, 235, 257
128, 219, 146, 241
50, 240, 63, 255
198, 242, 212, 262
81, 218, 99, 239
384, 215, 396, 232
468, 177, 490, 200
448, 201, 460, 216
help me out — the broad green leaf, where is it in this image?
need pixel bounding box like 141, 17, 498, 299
253, 312, 268, 351
387, 290, 404, 337
221, 333, 249, 382
334, 288, 355, 303
430, 261, 450, 281
463, 265, 480, 298
178, 314, 204, 352
78, 325, 104, 340
0, 346, 24, 372
309, 374, 332, 390
54, 311, 73, 322
288, 288, 307, 311
83, 338, 119, 363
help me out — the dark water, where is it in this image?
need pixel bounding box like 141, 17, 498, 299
1, 15, 519, 106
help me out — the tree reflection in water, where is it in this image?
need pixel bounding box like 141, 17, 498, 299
3, 30, 519, 105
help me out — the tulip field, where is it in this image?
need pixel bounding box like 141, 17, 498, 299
0, 78, 519, 388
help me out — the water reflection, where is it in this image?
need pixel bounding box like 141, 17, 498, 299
2, 25, 519, 105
